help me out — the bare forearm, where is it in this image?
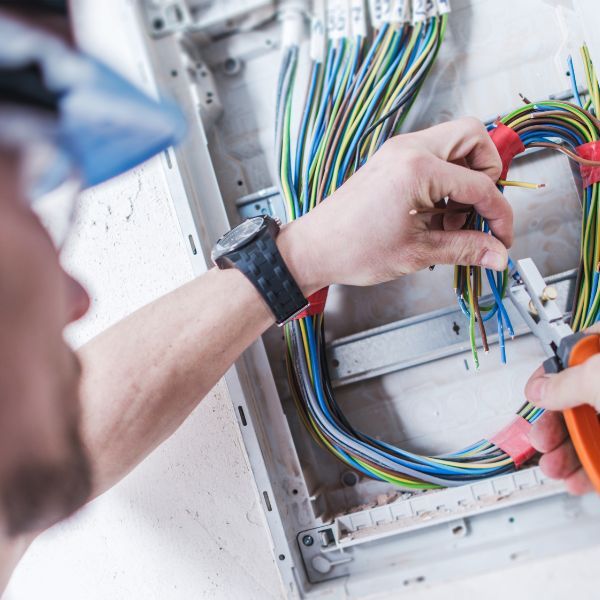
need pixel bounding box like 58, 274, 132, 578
77, 266, 274, 496
76, 218, 325, 497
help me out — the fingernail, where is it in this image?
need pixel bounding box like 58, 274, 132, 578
528, 376, 550, 405
480, 250, 506, 271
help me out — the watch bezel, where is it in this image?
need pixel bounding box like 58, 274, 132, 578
211, 216, 268, 262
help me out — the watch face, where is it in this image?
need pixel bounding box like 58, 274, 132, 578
216, 217, 264, 254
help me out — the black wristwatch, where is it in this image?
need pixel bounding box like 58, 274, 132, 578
211, 215, 309, 325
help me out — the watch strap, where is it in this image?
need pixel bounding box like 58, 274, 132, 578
228, 234, 308, 325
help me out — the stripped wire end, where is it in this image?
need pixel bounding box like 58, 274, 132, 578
497, 179, 546, 189
519, 92, 532, 104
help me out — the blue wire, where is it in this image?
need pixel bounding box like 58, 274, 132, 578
587, 272, 600, 317
350, 24, 389, 100
302, 44, 341, 211
568, 55, 584, 108
294, 63, 321, 188
305, 317, 505, 478
485, 268, 515, 337
346, 36, 363, 94
335, 31, 410, 186
498, 310, 506, 364
331, 38, 349, 101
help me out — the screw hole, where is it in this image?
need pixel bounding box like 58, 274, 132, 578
188, 234, 197, 255
171, 69, 178, 77
153, 18, 164, 30
341, 471, 358, 487
331, 358, 340, 368
292, 489, 298, 495
263, 491, 272, 512
278, 554, 285, 561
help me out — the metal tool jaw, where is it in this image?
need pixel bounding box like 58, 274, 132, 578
508, 258, 573, 363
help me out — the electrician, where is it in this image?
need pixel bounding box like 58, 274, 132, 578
0, 1, 590, 591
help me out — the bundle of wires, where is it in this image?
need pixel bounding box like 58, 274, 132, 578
275, 2, 600, 488
276, 1, 449, 219
275, 2, 541, 491
455, 46, 600, 370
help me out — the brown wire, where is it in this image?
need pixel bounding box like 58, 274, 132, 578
528, 142, 600, 166
472, 269, 489, 353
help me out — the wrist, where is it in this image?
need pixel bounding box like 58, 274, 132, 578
276, 218, 329, 297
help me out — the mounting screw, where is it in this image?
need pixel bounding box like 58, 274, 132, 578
528, 300, 538, 316
541, 285, 558, 302
302, 535, 314, 547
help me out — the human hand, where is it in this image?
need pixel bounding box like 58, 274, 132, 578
525, 324, 600, 495
278, 117, 513, 293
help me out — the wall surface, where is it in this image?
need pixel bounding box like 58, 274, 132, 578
4, 1, 600, 599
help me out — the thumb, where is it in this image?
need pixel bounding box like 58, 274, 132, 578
421, 229, 508, 271
528, 350, 600, 412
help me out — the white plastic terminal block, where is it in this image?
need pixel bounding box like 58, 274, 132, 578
350, 0, 368, 38
310, 0, 326, 61
280, 0, 306, 47
391, 0, 410, 24
367, 0, 385, 30
437, 0, 451, 14
412, 0, 427, 23
326, 0, 351, 41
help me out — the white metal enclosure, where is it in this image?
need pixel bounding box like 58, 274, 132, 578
129, 1, 600, 597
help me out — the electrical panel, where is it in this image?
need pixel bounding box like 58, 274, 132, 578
124, 0, 600, 596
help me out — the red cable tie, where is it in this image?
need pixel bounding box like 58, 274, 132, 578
293, 287, 329, 320
488, 122, 526, 180
577, 141, 600, 188
489, 416, 536, 468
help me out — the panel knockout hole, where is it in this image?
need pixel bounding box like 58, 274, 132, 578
341, 471, 358, 487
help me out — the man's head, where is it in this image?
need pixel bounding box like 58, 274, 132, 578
0, 2, 92, 538
0, 149, 92, 537
0, 0, 185, 537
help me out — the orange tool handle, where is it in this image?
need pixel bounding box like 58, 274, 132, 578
563, 334, 600, 493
